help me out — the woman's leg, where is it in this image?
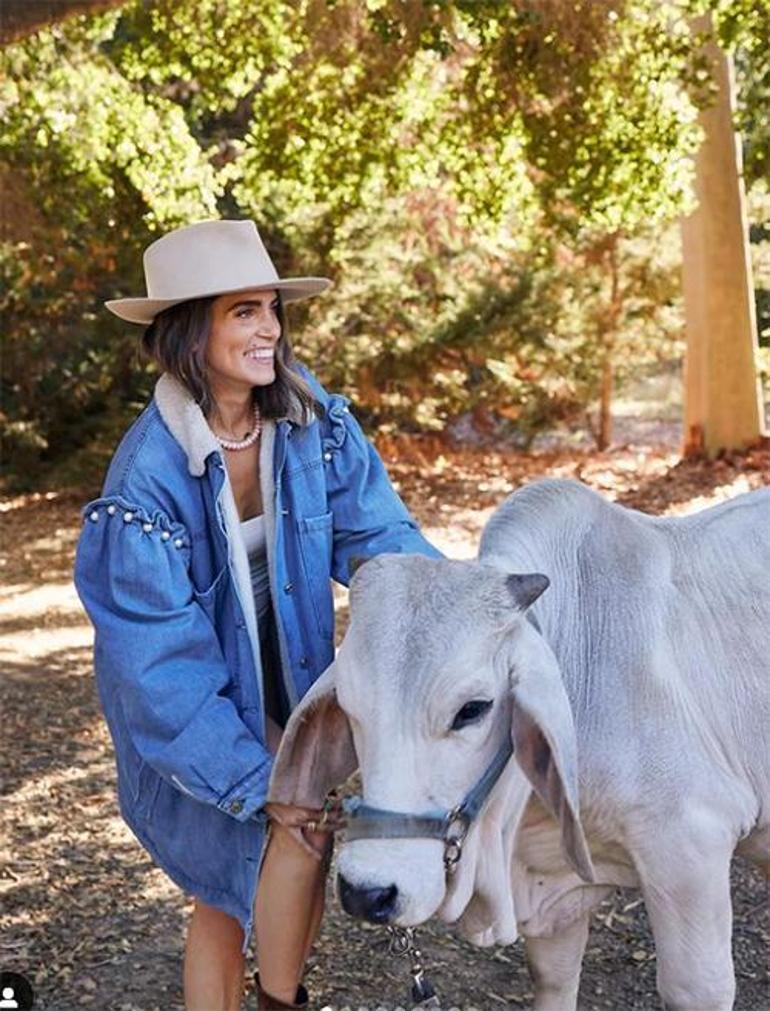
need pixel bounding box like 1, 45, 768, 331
300, 836, 332, 967
254, 717, 333, 1003
254, 822, 330, 1002
183, 897, 246, 1011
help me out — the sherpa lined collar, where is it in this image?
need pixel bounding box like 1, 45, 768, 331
153, 371, 309, 477
154, 373, 219, 477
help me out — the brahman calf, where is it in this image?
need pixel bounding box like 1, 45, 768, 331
270, 479, 770, 1011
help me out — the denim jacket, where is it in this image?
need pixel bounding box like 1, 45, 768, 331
73, 367, 442, 953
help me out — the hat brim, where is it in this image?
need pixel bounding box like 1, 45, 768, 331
104, 277, 331, 325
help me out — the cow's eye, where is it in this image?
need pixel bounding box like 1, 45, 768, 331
450, 699, 493, 731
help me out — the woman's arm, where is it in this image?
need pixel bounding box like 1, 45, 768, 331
300, 370, 444, 584
74, 493, 273, 822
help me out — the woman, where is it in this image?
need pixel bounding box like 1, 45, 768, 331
73, 219, 443, 1010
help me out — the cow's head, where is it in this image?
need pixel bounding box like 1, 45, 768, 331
268, 555, 594, 944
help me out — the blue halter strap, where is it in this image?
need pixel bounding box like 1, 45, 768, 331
340, 737, 514, 872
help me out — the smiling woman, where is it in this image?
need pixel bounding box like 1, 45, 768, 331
73, 218, 444, 1010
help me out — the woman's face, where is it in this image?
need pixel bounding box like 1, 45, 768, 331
206, 287, 281, 397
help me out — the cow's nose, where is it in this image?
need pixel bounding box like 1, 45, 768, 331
337, 874, 399, 923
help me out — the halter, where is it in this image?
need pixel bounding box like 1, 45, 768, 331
339, 737, 514, 872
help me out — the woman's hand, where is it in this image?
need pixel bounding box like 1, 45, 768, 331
264, 797, 345, 860
265, 797, 345, 834
263, 715, 344, 856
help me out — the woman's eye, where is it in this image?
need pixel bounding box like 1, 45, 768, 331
236, 307, 253, 318
450, 699, 493, 731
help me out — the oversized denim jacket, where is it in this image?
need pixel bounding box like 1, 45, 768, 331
73, 367, 442, 953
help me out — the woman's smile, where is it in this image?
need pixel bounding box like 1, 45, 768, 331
244, 346, 275, 362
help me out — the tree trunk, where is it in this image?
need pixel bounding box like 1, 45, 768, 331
598, 356, 613, 451
595, 234, 621, 452
680, 14, 765, 458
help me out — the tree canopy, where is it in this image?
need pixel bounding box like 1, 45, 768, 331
1, 0, 767, 487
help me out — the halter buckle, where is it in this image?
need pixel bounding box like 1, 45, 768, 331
443, 806, 470, 872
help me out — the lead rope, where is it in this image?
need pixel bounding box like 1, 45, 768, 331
385, 809, 464, 1007
386, 926, 440, 1008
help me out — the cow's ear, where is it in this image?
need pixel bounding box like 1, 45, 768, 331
508, 624, 595, 884
268, 661, 357, 808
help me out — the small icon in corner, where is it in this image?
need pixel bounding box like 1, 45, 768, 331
0, 972, 34, 1010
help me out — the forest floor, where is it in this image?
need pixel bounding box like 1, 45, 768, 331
1, 427, 769, 1011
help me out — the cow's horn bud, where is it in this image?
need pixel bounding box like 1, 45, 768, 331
506, 572, 550, 611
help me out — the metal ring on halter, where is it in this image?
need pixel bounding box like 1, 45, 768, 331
443, 806, 470, 872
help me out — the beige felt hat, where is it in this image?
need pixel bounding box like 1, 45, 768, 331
105, 218, 332, 324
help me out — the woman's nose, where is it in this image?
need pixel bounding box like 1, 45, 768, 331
256, 316, 280, 340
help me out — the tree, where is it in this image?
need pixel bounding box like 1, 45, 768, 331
1, 0, 767, 488
681, 9, 766, 457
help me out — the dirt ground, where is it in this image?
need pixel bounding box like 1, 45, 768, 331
1, 436, 769, 1011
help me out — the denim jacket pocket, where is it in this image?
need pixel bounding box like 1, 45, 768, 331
192, 565, 229, 624
296, 511, 335, 640
192, 565, 242, 706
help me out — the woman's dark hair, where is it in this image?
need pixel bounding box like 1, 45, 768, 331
140, 293, 322, 423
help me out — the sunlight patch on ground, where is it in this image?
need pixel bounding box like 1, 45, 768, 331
423, 507, 495, 559
0, 580, 82, 617
662, 473, 758, 516
0, 625, 93, 662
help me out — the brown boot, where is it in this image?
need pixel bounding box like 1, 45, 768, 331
254, 972, 308, 1010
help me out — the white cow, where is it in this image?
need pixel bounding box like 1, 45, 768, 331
270, 479, 770, 1011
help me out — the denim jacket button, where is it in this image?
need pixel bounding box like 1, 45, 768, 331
229, 799, 244, 814
106, 504, 116, 515
283, 582, 294, 594
299, 656, 309, 669
89, 510, 99, 522
123, 511, 133, 523
161, 530, 171, 541
323, 451, 332, 462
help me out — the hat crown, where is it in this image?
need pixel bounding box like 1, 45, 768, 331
104, 217, 330, 323
143, 219, 280, 300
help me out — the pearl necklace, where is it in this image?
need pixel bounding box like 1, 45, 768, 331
212, 402, 262, 451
